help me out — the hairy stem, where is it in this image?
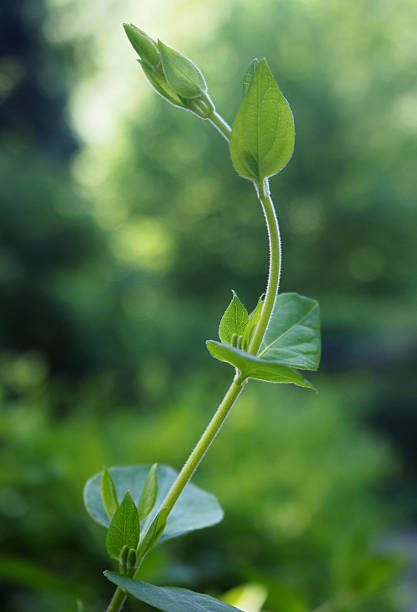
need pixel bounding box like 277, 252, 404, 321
209, 112, 282, 354
247, 178, 281, 354
151, 114, 282, 528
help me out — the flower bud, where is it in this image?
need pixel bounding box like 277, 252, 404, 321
158, 40, 207, 99
126, 548, 137, 574
123, 24, 160, 70
140, 61, 186, 108
119, 544, 129, 575
124, 27, 216, 121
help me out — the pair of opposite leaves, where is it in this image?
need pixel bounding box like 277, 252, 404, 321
102, 289, 321, 608
207, 291, 320, 389
101, 463, 161, 561
85, 464, 241, 611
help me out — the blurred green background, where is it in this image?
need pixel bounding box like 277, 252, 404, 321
1, 0, 416, 610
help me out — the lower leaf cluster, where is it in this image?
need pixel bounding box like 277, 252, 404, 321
84, 464, 229, 609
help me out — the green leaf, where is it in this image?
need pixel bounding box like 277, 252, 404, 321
219, 291, 248, 344
104, 573, 243, 612
137, 463, 158, 521
230, 58, 295, 182
242, 294, 264, 346
101, 466, 119, 520
206, 341, 313, 389
105, 492, 139, 559
84, 465, 223, 544
242, 58, 259, 96
123, 24, 160, 70
158, 40, 207, 98
138, 509, 168, 558
259, 293, 321, 370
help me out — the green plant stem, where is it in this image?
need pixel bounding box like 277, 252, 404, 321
105, 586, 127, 612
247, 178, 281, 354
159, 374, 245, 516
154, 110, 241, 525
210, 111, 282, 355
155, 115, 282, 523
209, 110, 232, 140
105, 376, 245, 611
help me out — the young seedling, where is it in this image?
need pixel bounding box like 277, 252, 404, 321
83, 24, 321, 612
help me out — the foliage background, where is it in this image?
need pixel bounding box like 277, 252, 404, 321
1, 0, 416, 610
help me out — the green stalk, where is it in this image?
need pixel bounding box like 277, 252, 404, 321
158, 375, 245, 517
104, 111, 281, 612
247, 178, 281, 355
209, 111, 232, 141
209, 112, 282, 354
105, 587, 127, 612
150, 111, 282, 529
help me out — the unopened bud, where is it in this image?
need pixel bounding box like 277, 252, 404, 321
123, 24, 160, 70
119, 544, 129, 575
140, 61, 185, 108
125, 26, 216, 121
126, 548, 137, 573
239, 336, 248, 351
158, 40, 207, 99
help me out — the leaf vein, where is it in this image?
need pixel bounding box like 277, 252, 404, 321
258, 303, 316, 357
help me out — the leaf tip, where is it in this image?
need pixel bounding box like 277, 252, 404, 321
124, 489, 134, 503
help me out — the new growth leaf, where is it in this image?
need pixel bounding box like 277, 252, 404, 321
219, 291, 249, 345
230, 58, 295, 182
105, 491, 140, 559
101, 467, 119, 520
137, 463, 158, 521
